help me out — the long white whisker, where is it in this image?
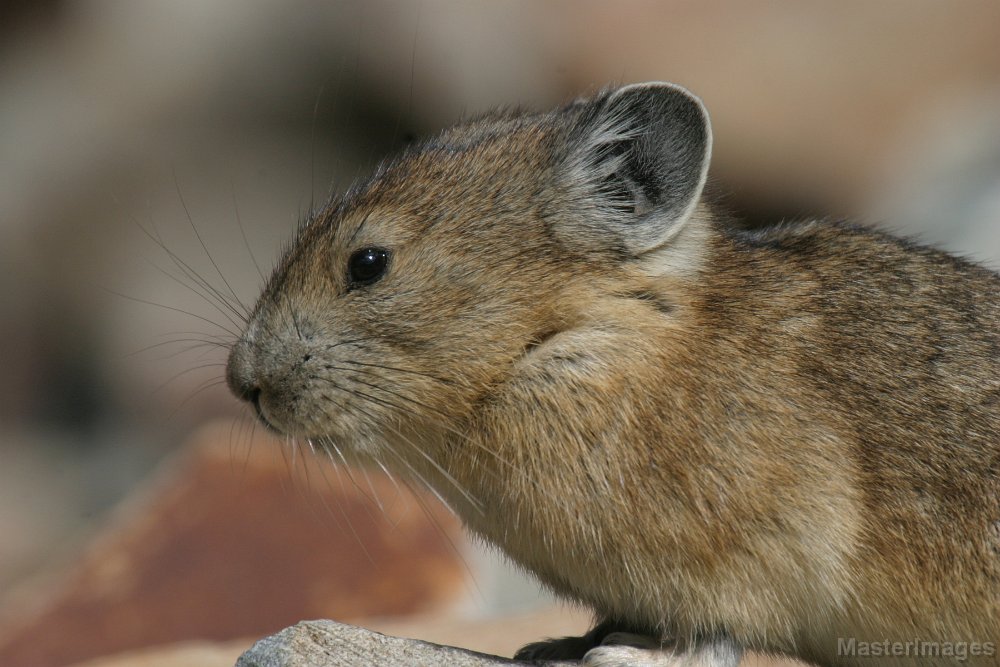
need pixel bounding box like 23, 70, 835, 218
316, 434, 386, 523
314, 384, 484, 514
315, 370, 539, 495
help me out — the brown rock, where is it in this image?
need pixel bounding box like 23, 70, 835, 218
0, 421, 464, 667
65, 640, 250, 667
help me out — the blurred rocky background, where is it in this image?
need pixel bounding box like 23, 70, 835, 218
0, 1, 998, 666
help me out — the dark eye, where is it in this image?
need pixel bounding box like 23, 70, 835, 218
347, 247, 390, 287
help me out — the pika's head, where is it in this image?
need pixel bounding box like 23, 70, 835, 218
226, 82, 711, 455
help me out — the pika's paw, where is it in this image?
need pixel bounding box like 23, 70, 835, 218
514, 620, 635, 662
582, 633, 666, 667
515, 634, 599, 661
581, 633, 742, 667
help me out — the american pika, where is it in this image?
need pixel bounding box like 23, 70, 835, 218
226, 83, 1000, 666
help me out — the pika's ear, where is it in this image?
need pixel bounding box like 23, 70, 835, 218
560, 82, 712, 256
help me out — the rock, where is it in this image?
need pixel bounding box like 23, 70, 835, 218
235, 615, 810, 667
0, 422, 464, 667
235, 620, 535, 667
66, 640, 251, 667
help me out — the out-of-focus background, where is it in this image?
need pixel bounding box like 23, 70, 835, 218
1, 2, 998, 666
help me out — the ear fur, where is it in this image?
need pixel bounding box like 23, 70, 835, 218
560, 82, 713, 256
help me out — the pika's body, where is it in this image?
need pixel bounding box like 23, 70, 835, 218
227, 84, 1000, 666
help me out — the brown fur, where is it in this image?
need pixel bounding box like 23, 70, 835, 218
227, 84, 1000, 666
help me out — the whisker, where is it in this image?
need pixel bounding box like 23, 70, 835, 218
128, 337, 230, 360
105, 288, 242, 340
146, 258, 246, 332
358, 463, 386, 515
308, 82, 327, 215
230, 184, 266, 283
310, 443, 368, 541
119, 192, 249, 328
396, 472, 486, 604
313, 369, 538, 493
323, 338, 375, 352
381, 444, 456, 518
305, 430, 480, 600
152, 362, 227, 396
375, 418, 484, 516
288, 435, 377, 564
333, 358, 455, 386
371, 455, 406, 518
233, 407, 260, 480
172, 174, 250, 321
228, 412, 253, 478
135, 213, 250, 326
302, 435, 377, 563
288, 432, 299, 470
306, 392, 399, 523
151, 329, 234, 340
167, 378, 227, 421
315, 389, 482, 514
330, 389, 482, 512
383, 451, 486, 603
316, 434, 387, 523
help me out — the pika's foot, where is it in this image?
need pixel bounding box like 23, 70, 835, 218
581, 634, 742, 667
582, 632, 663, 666
514, 620, 636, 661
515, 633, 600, 661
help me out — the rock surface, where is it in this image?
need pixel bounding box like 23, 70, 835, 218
236, 620, 539, 667
236, 620, 808, 667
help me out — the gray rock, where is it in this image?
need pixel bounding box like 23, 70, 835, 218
235, 620, 545, 667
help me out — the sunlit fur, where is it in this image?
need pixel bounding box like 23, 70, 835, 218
227, 84, 1000, 666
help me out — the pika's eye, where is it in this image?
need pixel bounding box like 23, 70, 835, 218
347, 247, 390, 287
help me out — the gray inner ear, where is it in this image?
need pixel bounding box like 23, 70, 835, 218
575, 83, 712, 255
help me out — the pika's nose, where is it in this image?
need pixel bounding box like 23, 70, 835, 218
227, 359, 271, 423
225, 345, 259, 404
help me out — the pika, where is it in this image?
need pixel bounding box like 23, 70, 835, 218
226, 83, 1000, 666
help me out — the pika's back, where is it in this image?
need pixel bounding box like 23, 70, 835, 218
710, 220, 1000, 443
695, 220, 1000, 639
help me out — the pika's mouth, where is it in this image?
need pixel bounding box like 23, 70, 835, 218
239, 386, 284, 435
